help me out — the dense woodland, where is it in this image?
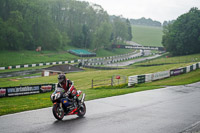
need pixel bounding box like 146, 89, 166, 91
0, 0, 132, 51
162, 7, 200, 56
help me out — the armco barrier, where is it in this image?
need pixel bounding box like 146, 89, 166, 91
128, 62, 200, 87
0, 84, 56, 98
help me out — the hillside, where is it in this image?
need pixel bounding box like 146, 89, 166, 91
131, 25, 163, 47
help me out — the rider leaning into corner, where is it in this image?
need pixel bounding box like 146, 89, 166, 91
57, 74, 80, 109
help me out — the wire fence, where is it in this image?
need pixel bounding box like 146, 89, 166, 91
91, 75, 127, 88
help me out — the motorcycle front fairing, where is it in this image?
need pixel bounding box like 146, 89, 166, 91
51, 87, 65, 103
61, 98, 72, 107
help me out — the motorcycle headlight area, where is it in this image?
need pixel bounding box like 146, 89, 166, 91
54, 93, 61, 100
51, 94, 55, 101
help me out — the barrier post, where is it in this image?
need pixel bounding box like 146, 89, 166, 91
92, 79, 93, 88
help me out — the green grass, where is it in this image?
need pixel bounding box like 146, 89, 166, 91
0, 49, 134, 67
0, 65, 51, 73
0, 68, 200, 116
96, 49, 134, 57
132, 25, 163, 47
0, 92, 52, 116
0, 61, 195, 88
0, 50, 77, 67
134, 53, 200, 66
0, 53, 200, 116
1, 53, 199, 88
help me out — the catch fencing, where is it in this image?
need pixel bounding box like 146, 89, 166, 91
128, 62, 200, 86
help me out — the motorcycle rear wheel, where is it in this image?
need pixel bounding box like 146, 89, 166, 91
52, 104, 64, 120
77, 103, 86, 117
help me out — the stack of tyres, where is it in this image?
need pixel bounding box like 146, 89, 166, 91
190, 65, 193, 71
137, 75, 145, 84
128, 76, 138, 86
193, 64, 196, 70
196, 63, 199, 69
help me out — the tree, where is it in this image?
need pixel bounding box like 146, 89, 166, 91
0, 0, 132, 51
112, 16, 129, 43
126, 19, 133, 41
130, 17, 161, 27
94, 22, 112, 50
162, 7, 200, 55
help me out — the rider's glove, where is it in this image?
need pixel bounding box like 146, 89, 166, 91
64, 91, 70, 97
63, 92, 68, 97
66, 90, 70, 95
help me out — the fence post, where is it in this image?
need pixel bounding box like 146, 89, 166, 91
92, 79, 93, 88
111, 78, 113, 86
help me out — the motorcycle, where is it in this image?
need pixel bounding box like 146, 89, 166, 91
50, 87, 86, 120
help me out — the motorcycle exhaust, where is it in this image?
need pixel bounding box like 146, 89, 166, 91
81, 93, 85, 104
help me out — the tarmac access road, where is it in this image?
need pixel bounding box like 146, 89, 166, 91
0, 82, 200, 133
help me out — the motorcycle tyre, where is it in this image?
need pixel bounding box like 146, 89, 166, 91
52, 103, 64, 120
77, 102, 86, 117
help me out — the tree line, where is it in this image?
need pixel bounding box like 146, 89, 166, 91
0, 0, 132, 51
130, 17, 162, 27
162, 7, 200, 56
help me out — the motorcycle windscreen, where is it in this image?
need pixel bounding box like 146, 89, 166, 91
61, 98, 70, 107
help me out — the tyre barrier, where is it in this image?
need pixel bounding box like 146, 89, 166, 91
0, 60, 80, 70
128, 62, 200, 87
0, 51, 139, 70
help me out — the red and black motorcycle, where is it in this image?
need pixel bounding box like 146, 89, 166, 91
50, 87, 86, 120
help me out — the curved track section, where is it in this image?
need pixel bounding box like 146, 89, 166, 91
0, 82, 200, 133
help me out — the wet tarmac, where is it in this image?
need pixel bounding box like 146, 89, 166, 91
106, 50, 161, 67
106, 54, 161, 67
0, 82, 200, 133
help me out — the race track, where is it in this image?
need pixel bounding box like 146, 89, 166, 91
1, 82, 200, 133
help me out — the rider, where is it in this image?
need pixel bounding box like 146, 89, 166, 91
57, 74, 80, 108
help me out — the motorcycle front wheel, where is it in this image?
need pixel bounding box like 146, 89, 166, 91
77, 103, 86, 117
52, 103, 64, 120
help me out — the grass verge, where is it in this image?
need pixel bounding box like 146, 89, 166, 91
134, 53, 200, 66
0, 68, 200, 116
0, 49, 134, 67
0, 62, 195, 88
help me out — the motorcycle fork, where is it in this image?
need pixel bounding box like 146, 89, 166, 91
60, 103, 62, 108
